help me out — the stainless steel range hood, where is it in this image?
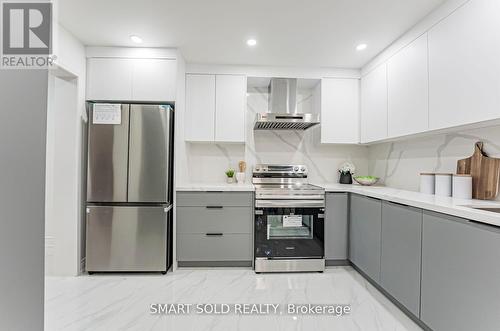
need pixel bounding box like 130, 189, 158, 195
254, 78, 320, 130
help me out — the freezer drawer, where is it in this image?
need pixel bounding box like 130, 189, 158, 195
87, 104, 130, 202
86, 206, 168, 272
128, 104, 171, 203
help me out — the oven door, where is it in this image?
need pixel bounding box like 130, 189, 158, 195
254, 200, 324, 259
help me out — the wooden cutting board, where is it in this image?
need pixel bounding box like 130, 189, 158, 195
457, 142, 500, 200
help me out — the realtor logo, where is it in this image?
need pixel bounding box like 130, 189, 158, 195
2, 2, 52, 55
1, 1, 54, 68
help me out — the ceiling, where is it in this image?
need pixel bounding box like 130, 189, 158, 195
58, 0, 445, 68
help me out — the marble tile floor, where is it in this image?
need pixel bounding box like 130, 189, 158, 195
45, 266, 423, 331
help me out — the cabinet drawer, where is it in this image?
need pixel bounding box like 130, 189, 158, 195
177, 207, 252, 234
176, 192, 253, 207
177, 234, 252, 261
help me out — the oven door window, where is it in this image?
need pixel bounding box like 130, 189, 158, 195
267, 214, 313, 239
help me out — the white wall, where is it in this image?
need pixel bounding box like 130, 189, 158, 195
173, 53, 187, 271
368, 125, 500, 200
0, 68, 48, 331
45, 75, 79, 276
45, 23, 86, 276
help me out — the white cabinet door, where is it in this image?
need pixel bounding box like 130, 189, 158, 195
215, 75, 246, 143
185, 74, 216, 142
361, 64, 388, 143
321, 78, 360, 144
428, 0, 500, 130
86, 58, 133, 101
132, 58, 177, 102
388, 34, 429, 137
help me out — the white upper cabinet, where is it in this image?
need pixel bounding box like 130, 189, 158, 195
185, 74, 246, 143
86, 58, 134, 101
185, 74, 216, 142
321, 78, 360, 144
361, 64, 388, 143
215, 75, 246, 143
387, 34, 429, 137
428, 0, 500, 130
132, 58, 177, 102
86, 57, 177, 102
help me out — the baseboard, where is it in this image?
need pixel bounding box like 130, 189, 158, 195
80, 257, 86, 275
177, 261, 252, 268
325, 259, 350, 266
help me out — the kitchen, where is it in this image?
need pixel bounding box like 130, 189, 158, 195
3, 0, 500, 330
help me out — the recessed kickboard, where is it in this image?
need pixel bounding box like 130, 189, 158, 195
457, 142, 500, 200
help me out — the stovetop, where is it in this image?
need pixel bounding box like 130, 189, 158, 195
253, 183, 324, 191
252, 164, 324, 200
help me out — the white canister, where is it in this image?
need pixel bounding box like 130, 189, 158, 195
435, 173, 453, 197
420, 173, 435, 195
452, 174, 472, 199
235, 172, 246, 184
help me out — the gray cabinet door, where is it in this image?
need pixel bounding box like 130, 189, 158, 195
128, 104, 171, 203
176, 207, 252, 234
87, 104, 130, 202
421, 211, 500, 331
325, 193, 348, 260
176, 191, 253, 207
380, 201, 422, 316
349, 194, 382, 282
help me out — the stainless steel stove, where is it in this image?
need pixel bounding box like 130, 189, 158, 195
253, 164, 325, 273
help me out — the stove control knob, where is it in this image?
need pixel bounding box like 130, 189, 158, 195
300, 166, 306, 172
294, 166, 299, 172
255, 167, 260, 172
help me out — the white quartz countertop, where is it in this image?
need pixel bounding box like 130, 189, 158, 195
176, 183, 255, 192
176, 182, 500, 227
315, 183, 500, 228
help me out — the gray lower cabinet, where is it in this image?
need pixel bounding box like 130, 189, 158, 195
325, 193, 349, 262
380, 201, 422, 317
421, 211, 500, 331
349, 194, 382, 282
176, 191, 253, 265
176, 207, 252, 234
176, 191, 252, 207
177, 234, 252, 261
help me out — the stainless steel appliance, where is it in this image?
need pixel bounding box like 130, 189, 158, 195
253, 164, 325, 272
85, 102, 174, 273
254, 78, 320, 130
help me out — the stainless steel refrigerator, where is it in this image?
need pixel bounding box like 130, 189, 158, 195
85, 102, 174, 273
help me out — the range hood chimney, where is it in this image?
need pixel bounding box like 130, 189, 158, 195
254, 78, 320, 130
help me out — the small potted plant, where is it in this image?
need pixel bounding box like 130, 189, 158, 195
225, 169, 235, 184
338, 162, 356, 184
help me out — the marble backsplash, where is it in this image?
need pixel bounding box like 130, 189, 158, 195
184, 86, 369, 184
368, 125, 500, 200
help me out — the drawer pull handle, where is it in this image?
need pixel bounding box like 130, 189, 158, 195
206, 233, 223, 237
206, 206, 223, 209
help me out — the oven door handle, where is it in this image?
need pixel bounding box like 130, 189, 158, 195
255, 200, 325, 208
255, 194, 325, 200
